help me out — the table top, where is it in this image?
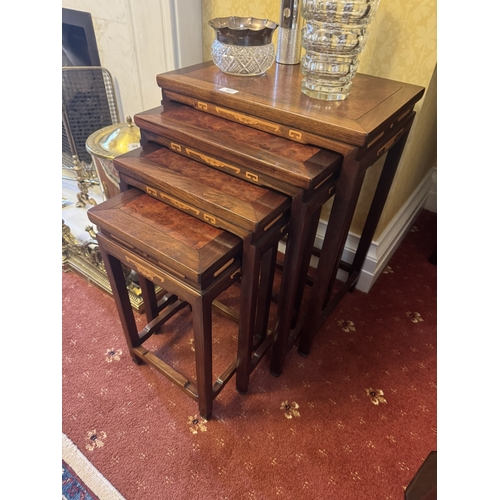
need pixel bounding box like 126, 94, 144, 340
157, 61, 425, 149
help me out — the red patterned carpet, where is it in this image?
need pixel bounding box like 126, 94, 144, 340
62, 209, 437, 500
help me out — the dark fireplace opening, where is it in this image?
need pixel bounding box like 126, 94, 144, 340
62, 8, 119, 167
62, 8, 100, 67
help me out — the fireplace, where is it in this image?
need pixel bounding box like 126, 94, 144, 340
62, 8, 100, 67
62, 1, 204, 310
62, 8, 119, 168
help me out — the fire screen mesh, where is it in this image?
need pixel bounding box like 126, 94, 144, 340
62, 66, 120, 168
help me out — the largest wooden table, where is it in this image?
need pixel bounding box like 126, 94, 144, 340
156, 61, 425, 376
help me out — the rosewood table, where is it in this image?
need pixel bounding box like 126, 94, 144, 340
88, 189, 243, 419
153, 61, 425, 375
114, 143, 291, 394
134, 99, 343, 382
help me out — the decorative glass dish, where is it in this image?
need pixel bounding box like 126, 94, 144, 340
208, 16, 279, 76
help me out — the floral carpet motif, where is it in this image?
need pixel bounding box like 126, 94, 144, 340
62, 209, 437, 500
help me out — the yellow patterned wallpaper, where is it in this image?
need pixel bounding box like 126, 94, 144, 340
200, 0, 437, 238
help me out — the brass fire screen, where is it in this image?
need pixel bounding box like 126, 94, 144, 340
62, 66, 120, 169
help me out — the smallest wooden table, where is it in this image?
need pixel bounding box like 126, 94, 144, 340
88, 188, 243, 419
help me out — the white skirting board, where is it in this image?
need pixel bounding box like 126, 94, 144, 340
311, 166, 436, 293
424, 166, 437, 213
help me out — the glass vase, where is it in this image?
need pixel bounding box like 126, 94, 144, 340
300, 0, 380, 101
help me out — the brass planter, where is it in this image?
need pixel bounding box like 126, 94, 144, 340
86, 117, 141, 200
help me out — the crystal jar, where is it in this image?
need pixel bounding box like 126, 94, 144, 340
300, 0, 380, 101
209, 17, 279, 76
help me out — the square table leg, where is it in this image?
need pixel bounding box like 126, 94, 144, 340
270, 191, 327, 376
100, 249, 144, 366
298, 127, 412, 356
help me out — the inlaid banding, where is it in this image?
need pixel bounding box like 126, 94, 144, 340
214, 258, 235, 277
